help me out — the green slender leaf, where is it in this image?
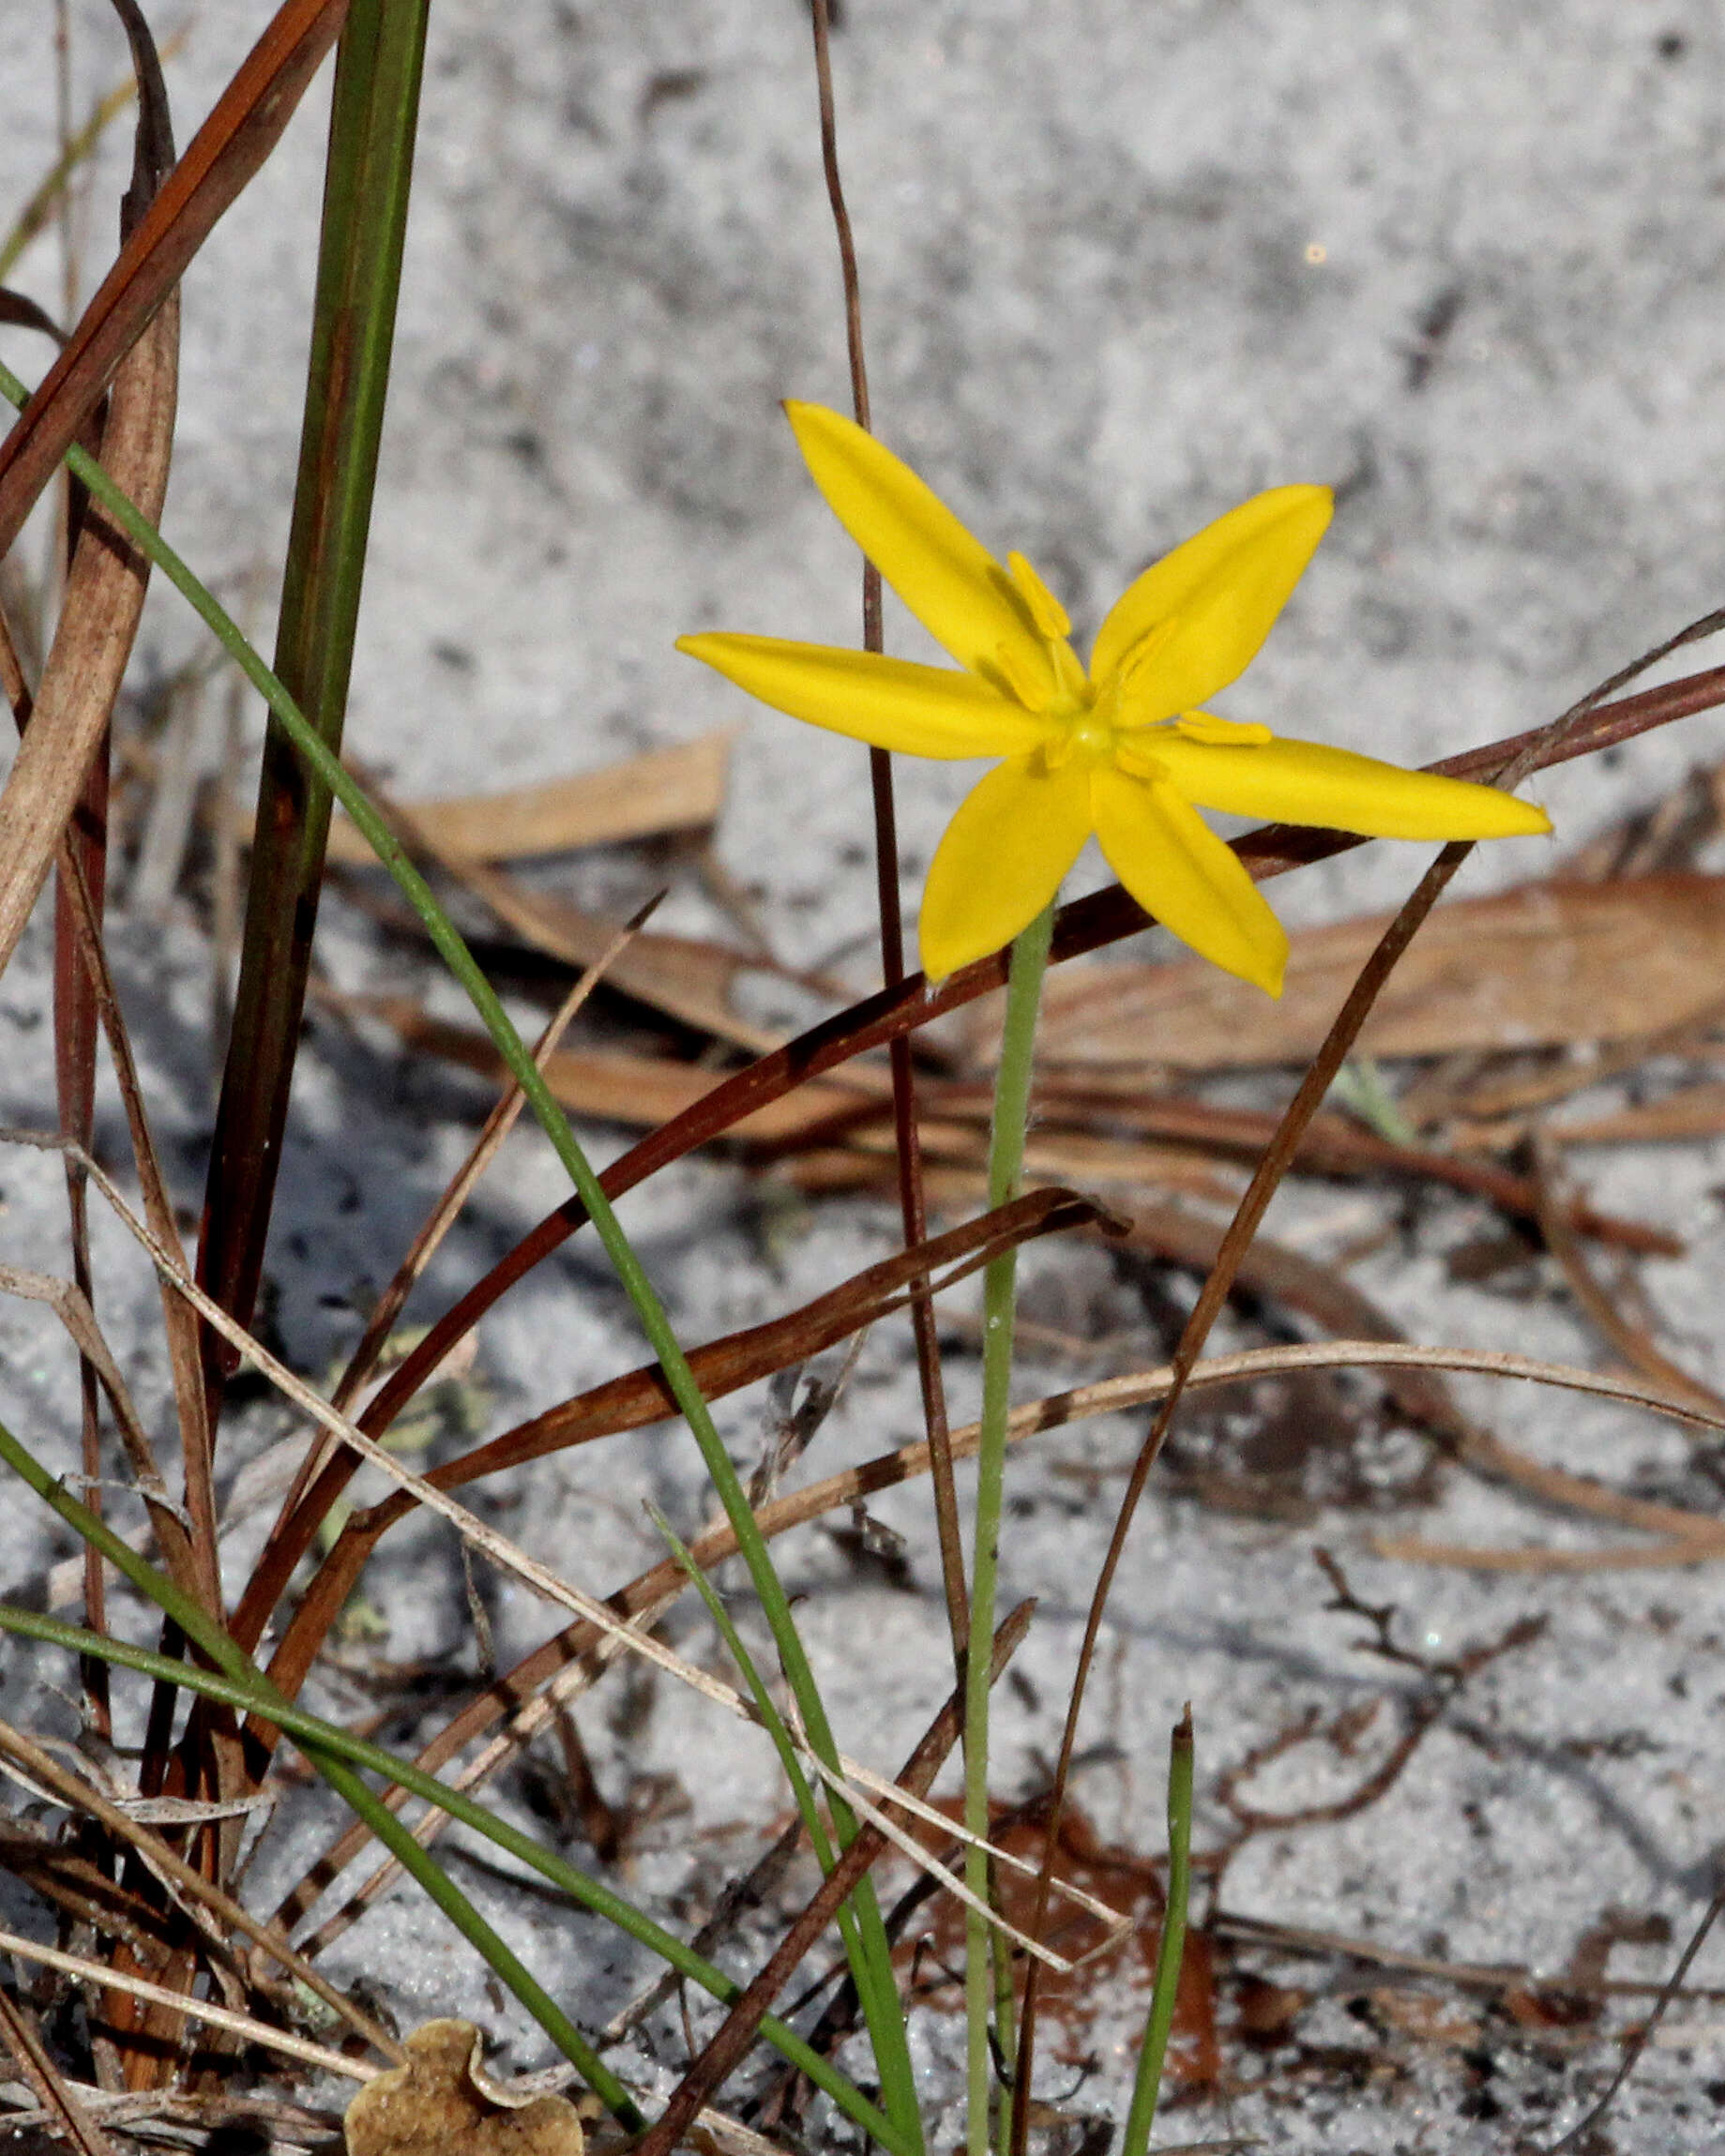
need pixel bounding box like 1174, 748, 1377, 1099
1121, 1709, 1195, 2156
964, 897, 1055, 2156
202, 0, 432, 1407
0, 348, 923, 2150
648, 1504, 914, 2084
0, 1411, 910, 2152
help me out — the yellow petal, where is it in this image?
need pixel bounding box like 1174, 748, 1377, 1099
1091, 765, 1288, 995
785, 402, 1060, 703
1144, 731, 1554, 839
676, 635, 1048, 759
1092, 485, 1332, 719
919, 755, 1093, 981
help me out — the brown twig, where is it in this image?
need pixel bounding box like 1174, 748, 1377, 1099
808, 0, 965, 1667
633, 1600, 1036, 2156
0, 1985, 120, 2156
1543, 1876, 1725, 2151
1531, 1131, 1725, 1420
1007, 614, 1714, 2152
324, 650, 1725, 1511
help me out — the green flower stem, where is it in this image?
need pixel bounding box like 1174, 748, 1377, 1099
1121, 1708, 1195, 2156
963, 897, 1055, 2156
0, 355, 921, 2150
0, 1413, 910, 2152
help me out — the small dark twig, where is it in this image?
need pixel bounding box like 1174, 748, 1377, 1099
808, 0, 967, 1667
1009, 612, 1717, 2154
1544, 1874, 1725, 2152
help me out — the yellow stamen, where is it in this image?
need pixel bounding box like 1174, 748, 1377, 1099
1114, 737, 1171, 782
1173, 711, 1274, 746
991, 638, 1052, 712
1007, 550, 1071, 641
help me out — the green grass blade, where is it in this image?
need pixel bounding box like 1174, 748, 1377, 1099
0, 348, 923, 2152
201, 0, 432, 1407
649, 1503, 915, 2101
0, 1413, 911, 2151
1120, 1708, 1195, 2156
649, 1503, 837, 1871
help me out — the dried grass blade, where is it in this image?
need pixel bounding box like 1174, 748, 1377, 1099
242, 1187, 1106, 1707
265, 1326, 1725, 1942
0, 1926, 374, 2086
0, 0, 343, 556
321, 992, 869, 1139
1551, 1080, 1725, 1147
251, 899, 658, 1611
335, 764, 780, 1050
1533, 1135, 1725, 1421
0, 1719, 404, 2066
336, 898, 662, 1413
808, 0, 964, 1697
317, 729, 737, 862
0, 288, 175, 979
0, 1984, 120, 2156
358, 658, 1725, 1450
0, 1260, 204, 1596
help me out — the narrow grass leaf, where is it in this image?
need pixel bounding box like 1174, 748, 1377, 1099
1121, 1709, 1195, 2156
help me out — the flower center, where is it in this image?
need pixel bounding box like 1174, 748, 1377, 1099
1043, 703, 1141, 774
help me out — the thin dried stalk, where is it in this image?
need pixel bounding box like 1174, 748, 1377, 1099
347, 654, 1725, 1470
1008, 612, 1725, 2149
0, 1927, 374, 2085
0, 1720, 403, 2065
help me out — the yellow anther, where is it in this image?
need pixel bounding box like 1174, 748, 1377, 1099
1116, 614, 1178, 688
991, 638, 1052, 712
1114, 738, 1171, 783
1174, 710, 1274, 746
1007, 550, 1071, 642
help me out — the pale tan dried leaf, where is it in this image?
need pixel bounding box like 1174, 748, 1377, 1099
0, 293, 176, 976
317, 729, 735, 864
1553, 1080, 1725, 1146
325, 991, 873, 1142
1032, 874, 1725, 1069
344, 2022, 584, 2156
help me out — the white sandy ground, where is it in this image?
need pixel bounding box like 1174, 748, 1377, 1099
5, 2, 1725, 2148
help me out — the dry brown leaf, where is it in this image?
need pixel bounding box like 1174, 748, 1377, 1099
323, 743, 783, 1052
1367, 1987, 1481, 2045
324, 991, 872, 1143
343, 2021, 584, 2156
1553, 1081, 1725, 1146
0, 0, 342, 558
422, 870, 771, 1051
0, 289, 176, 976
1032, 874, 1725, 1069
316, 729, 735, 864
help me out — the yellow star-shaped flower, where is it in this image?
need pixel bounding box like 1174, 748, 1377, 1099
678, 403, 1551, 993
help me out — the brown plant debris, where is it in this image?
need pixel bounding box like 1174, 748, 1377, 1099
1032, 873, 1725, 1070
314, 728, 737, 864
343, 2021, 585, 2156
